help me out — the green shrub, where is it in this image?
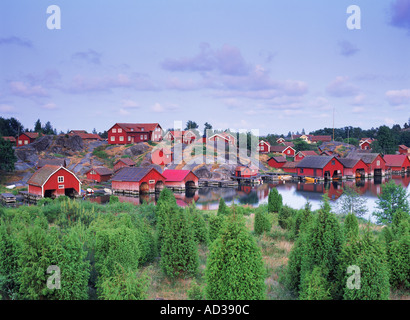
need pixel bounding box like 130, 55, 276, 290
208, 214, 226, 243
254, 208, 271, 235
278, 205, 294, 230
268, 188, 282, 213
187, 280, 204, 300
299, 267, 331, 300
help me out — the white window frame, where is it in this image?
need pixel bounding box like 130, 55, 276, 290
111, 136, 115, 141
58, 176, 64, 183
112, 128, 117, 133
58, 185, 64, 189
119, 136, 124, 142
149, 179, 155, 184
118, 128, 122, 133
128, 136, 131, 141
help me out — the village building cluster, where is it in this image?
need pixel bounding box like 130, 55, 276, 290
4, 122, 410, 200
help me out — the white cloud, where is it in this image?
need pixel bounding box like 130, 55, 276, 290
385, 89, 410, 106
9, 81, 48, 97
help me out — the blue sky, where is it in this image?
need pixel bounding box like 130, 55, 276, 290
1, 0, 410, 136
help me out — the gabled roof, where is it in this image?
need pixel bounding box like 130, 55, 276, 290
338, 158, 362, 168
268, 156, 287, 163
309, 135, 332, 142
282, 141, 295, 147
295, 156, 337, 169
282, 161, 297, 169
20, 132, 39, 139
112, 123, 161, 133
2, 136, 16, 142
347, 152, 384, 164
259, 140, 271, 147
28, 165, 81, 187
162, 169, 196, 182
383, 154, 409, 167
111, 167, 164, 182
114, 158, 136, 166
270, 145, 295, 153
86, 166, 113, 176
69, 131, 102, 140
399, 145, 409, 150
297, 150, 318, 157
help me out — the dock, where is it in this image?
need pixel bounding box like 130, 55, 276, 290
1, 193, 16, 204
199, 179, 239, 188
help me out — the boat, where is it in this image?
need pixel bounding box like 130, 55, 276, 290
304, 177, 316, 183
279, 175, 292, 181
86, 188, 94, 194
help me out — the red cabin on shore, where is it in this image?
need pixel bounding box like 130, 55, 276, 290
295, 156, 344, 180
338, 158, 369, 178
85, 166, 113, 182
162, 169, 199, 190
267, 156, 287, 169
295, 150, 318, 162
399, 145, 410, 155
258, 140, 271, 153
348, 153, 386, 177
16, 132, 39, 147
113, 158, 136, 172
384, 154, 410, 173
111, 167, 166, 194
234, 164, 259, 178
27, 165, 82, 198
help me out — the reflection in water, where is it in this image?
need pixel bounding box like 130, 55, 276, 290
86, 174, 410, 222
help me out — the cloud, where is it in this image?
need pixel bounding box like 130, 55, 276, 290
9, 81, 48, 97
42, 103, 57, 110
338, 40, 359, 57
385, 89, 410, 105
389, 0, 410, 31
66, 73, 157, 93
326, 76, 359, 97
161, 43, 250, 76
121, 99, 139, 108
0, 104, 15, 114
72, 49, 102, 65
151, 103, 179, 113
0, 36, 32, 48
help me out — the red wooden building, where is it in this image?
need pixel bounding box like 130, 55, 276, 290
383, 155, 410, 173
151, 147, 173, 166
85, 166, 113, 182
294, 150, 318, 162
113, 158, 136, 172
108, 123, 163, 145
162, 169, 199, 190
276, 137, 286, 144
16, 132, 39, 147
234, 164, 259, 178
27, 165, 82, 198
270, 145, 296, 157
208, 132, 236, 146
111, 167, 166, 194
69, 130, 102, 141
282, 161, 297, 173
258, 140, 271, 153
338, 158, 368, 179
348, 153, 386, 177
163, 130, 197, 144
267, 156, 287, 169
399, 145, 410, 155
295, 156, 344, 180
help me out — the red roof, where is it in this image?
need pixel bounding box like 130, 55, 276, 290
2, 136, 16, 142
69, 131, 102, 140
384, 154, 409, 167
399, 145, 409, 150
297, 150, 318, 157
162, 169, 192, 182
28, 165, 80, 187
21, 132, 39, 139
114, 158, 136, 166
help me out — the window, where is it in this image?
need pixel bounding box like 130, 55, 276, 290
118, 128, 122, 133
128, 136, 131, 141
58, 185, 64, 189
332, 160, 335, 165
144, 135, 148, 140
19, 140, 22, 145
300, 168, 304, 173
111, 136, 115, 141
149, 179, 155, 184
377, 160, 380, 166
119, 136, 124, 141
112, 128, 117, 133
58, 176, 64, 183
287, 150, 290, 154
140, 134, 143, 139
24, 140, 28, 145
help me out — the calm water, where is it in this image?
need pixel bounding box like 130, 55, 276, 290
87, 173, 410, 222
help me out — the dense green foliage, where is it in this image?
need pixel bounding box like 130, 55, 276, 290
205, 214, 266, 300
254, 207, 271, 235
268, 188, 282, 213
0, 137, 17, 172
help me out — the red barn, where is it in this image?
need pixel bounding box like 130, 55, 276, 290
339, 158, 368, 179
348, 153, 386, 177
399, 145, 410, 155
162, 169, 199, 190
27, 165, 82, 198
295, 156, 344, 180
258, 140, 271, 153
113, 158, 136, 172
16, 132, 39, 147
295, 150, 318, 162
234, 164, 259, 178
268, 156, 287, 169
111, 167, 166, 194
384, 155, 410, 174
85, 166, 113, 182
151, 147, 173, 166
108, 123, 162, 145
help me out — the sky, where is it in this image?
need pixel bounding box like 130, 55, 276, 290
1, 0, 410, 136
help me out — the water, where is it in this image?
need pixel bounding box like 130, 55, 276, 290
86, 174, 410, 222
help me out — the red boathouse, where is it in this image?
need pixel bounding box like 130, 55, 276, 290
111, 167, 166, 194
162, 169, 199, 190
85, 166, 113, 182
27, 165, 82, 198
295, 156, 344, 180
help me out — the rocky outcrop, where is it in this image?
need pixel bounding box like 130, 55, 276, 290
123, 143, 150, 157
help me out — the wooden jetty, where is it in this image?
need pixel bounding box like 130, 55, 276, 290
1, 193, 16, 204
199, 179, 239, 188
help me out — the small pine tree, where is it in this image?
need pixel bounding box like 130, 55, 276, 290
186, 202, 209, 245
278, 205, 294, 230
268, 188, 283, 213
292, 201, 313, 238
155, 188, 178, 252
208, 214, 226, 243
299, 267, 331, 300
254, 208, 271, 235
160, 206, 198, 279
205, 214, 266, 300
344, 213, 359, 240
217, 198, 229, 216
